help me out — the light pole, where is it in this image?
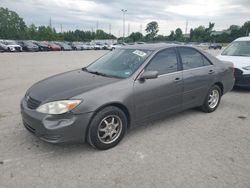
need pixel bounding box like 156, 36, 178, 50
121, 9, 127, 41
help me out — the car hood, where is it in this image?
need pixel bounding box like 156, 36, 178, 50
7, 44, 21, 48
217, 54, 250, 74
27, 69, 120, 103
217, 55, 250, 67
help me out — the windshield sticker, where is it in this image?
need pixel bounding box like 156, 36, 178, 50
133, 50, 147, 57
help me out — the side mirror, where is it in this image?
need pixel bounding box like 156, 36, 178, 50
139, 71, 158, 81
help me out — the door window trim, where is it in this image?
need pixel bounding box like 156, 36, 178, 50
143, 47, 181, 74
176, 46, 214, 71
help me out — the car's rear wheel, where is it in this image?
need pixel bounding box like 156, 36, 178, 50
87, 106, 127, 150
201, 85, 222, 113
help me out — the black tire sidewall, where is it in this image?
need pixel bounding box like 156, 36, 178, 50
88, 106, 127, 150
202, 85, 222, 113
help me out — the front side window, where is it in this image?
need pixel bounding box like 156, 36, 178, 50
178, 47, 211, 70
86, 49, 152, 78
221, 41, 250, 57
146, 48, 178, 75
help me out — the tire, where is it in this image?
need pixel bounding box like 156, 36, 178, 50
87, 106, 127, 150
201, 85, 222, 113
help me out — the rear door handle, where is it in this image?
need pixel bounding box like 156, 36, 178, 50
208, 70, 215, 74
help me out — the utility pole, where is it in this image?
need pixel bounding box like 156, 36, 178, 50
127, 23, 130, 36
121, 9, 127, 41
185, 19, 188, 34
49, 17, 52, 28
109, 24, 111, 34
96, 20, 99, 32
60, 24, 63, 33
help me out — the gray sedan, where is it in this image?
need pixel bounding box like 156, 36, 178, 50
21, 44, 235, 150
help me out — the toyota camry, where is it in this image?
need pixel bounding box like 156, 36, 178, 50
21, 44, 235, 150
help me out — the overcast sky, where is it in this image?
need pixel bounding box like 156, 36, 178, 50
1, 0, 249, 37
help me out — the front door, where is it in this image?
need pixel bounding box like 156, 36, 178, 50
133, 48, 183, 121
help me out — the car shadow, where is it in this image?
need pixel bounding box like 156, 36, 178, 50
232, 86, 250, 93
29, 109, 199, 154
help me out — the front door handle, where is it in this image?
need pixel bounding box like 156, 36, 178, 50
174, 77, 181, 82
208, 70, 215, 74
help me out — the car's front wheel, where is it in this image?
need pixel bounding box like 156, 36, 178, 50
201, 85, 222, 113
87, 106, 127, 150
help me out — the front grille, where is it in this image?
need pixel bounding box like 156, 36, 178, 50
234, 68, 243, 76
26, 96, 41, 109
23, 121, 35, 133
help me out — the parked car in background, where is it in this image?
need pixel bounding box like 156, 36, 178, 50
21, 44, 234, 150
94, 43, 102, 50
86, 43, 94, 50
70, 42, 83, 50
55, 42, 72, 51
110, 42, 126, 50
217, 36, 250, 89
47, 42, 61, 51
17, 41, 39, 52
209, 43, 222, 50
33, 41, 50, 51
0, 44, 5, 52
0, 42, 8, 52
2, 40, 22, 52
197, 43, 209, 50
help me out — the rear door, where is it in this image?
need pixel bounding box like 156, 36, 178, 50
177, 47, 216, 109
133, 48, 183, 121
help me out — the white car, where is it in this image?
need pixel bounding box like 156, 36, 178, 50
217, 36, 250, 88
2, 40, 22, 52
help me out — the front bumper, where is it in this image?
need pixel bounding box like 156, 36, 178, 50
234, 69, 250, 88
21, 98, 93, 143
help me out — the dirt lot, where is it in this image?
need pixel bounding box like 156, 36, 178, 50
0, 50, 250, 188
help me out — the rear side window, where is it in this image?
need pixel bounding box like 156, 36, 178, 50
146, 48, 178, 75
178, 47, 211, 70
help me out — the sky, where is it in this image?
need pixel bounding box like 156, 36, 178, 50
0, 0, 250, 37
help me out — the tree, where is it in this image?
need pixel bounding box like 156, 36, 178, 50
175, 28, 183, 41
0, 7, 27, 39
168, 31, 175, 41
241, 21, 250, 36
128, 32, 143, 42
145, 21, 159, 40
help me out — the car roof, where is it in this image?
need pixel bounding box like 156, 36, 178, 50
234, 36, 250, 42
120, 43, 178, 51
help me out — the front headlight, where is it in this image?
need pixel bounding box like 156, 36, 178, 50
36, 100, 81, 114
242, 66, 250, 70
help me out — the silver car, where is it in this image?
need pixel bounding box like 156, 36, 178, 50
21, 44, 235, 150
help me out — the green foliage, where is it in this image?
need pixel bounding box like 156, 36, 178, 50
128, 32, 143, 42
0, 7, 27, 39
145, 21, 159, 39
0, 7, 115, 41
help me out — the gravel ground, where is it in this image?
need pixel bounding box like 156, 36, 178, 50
0, 50, 249, 188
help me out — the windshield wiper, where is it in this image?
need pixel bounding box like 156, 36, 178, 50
82, 67, 110, 77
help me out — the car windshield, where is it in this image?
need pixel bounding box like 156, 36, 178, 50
5, 41, 17, 45
85, 49, 152, 78
221, 41, 250, 56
